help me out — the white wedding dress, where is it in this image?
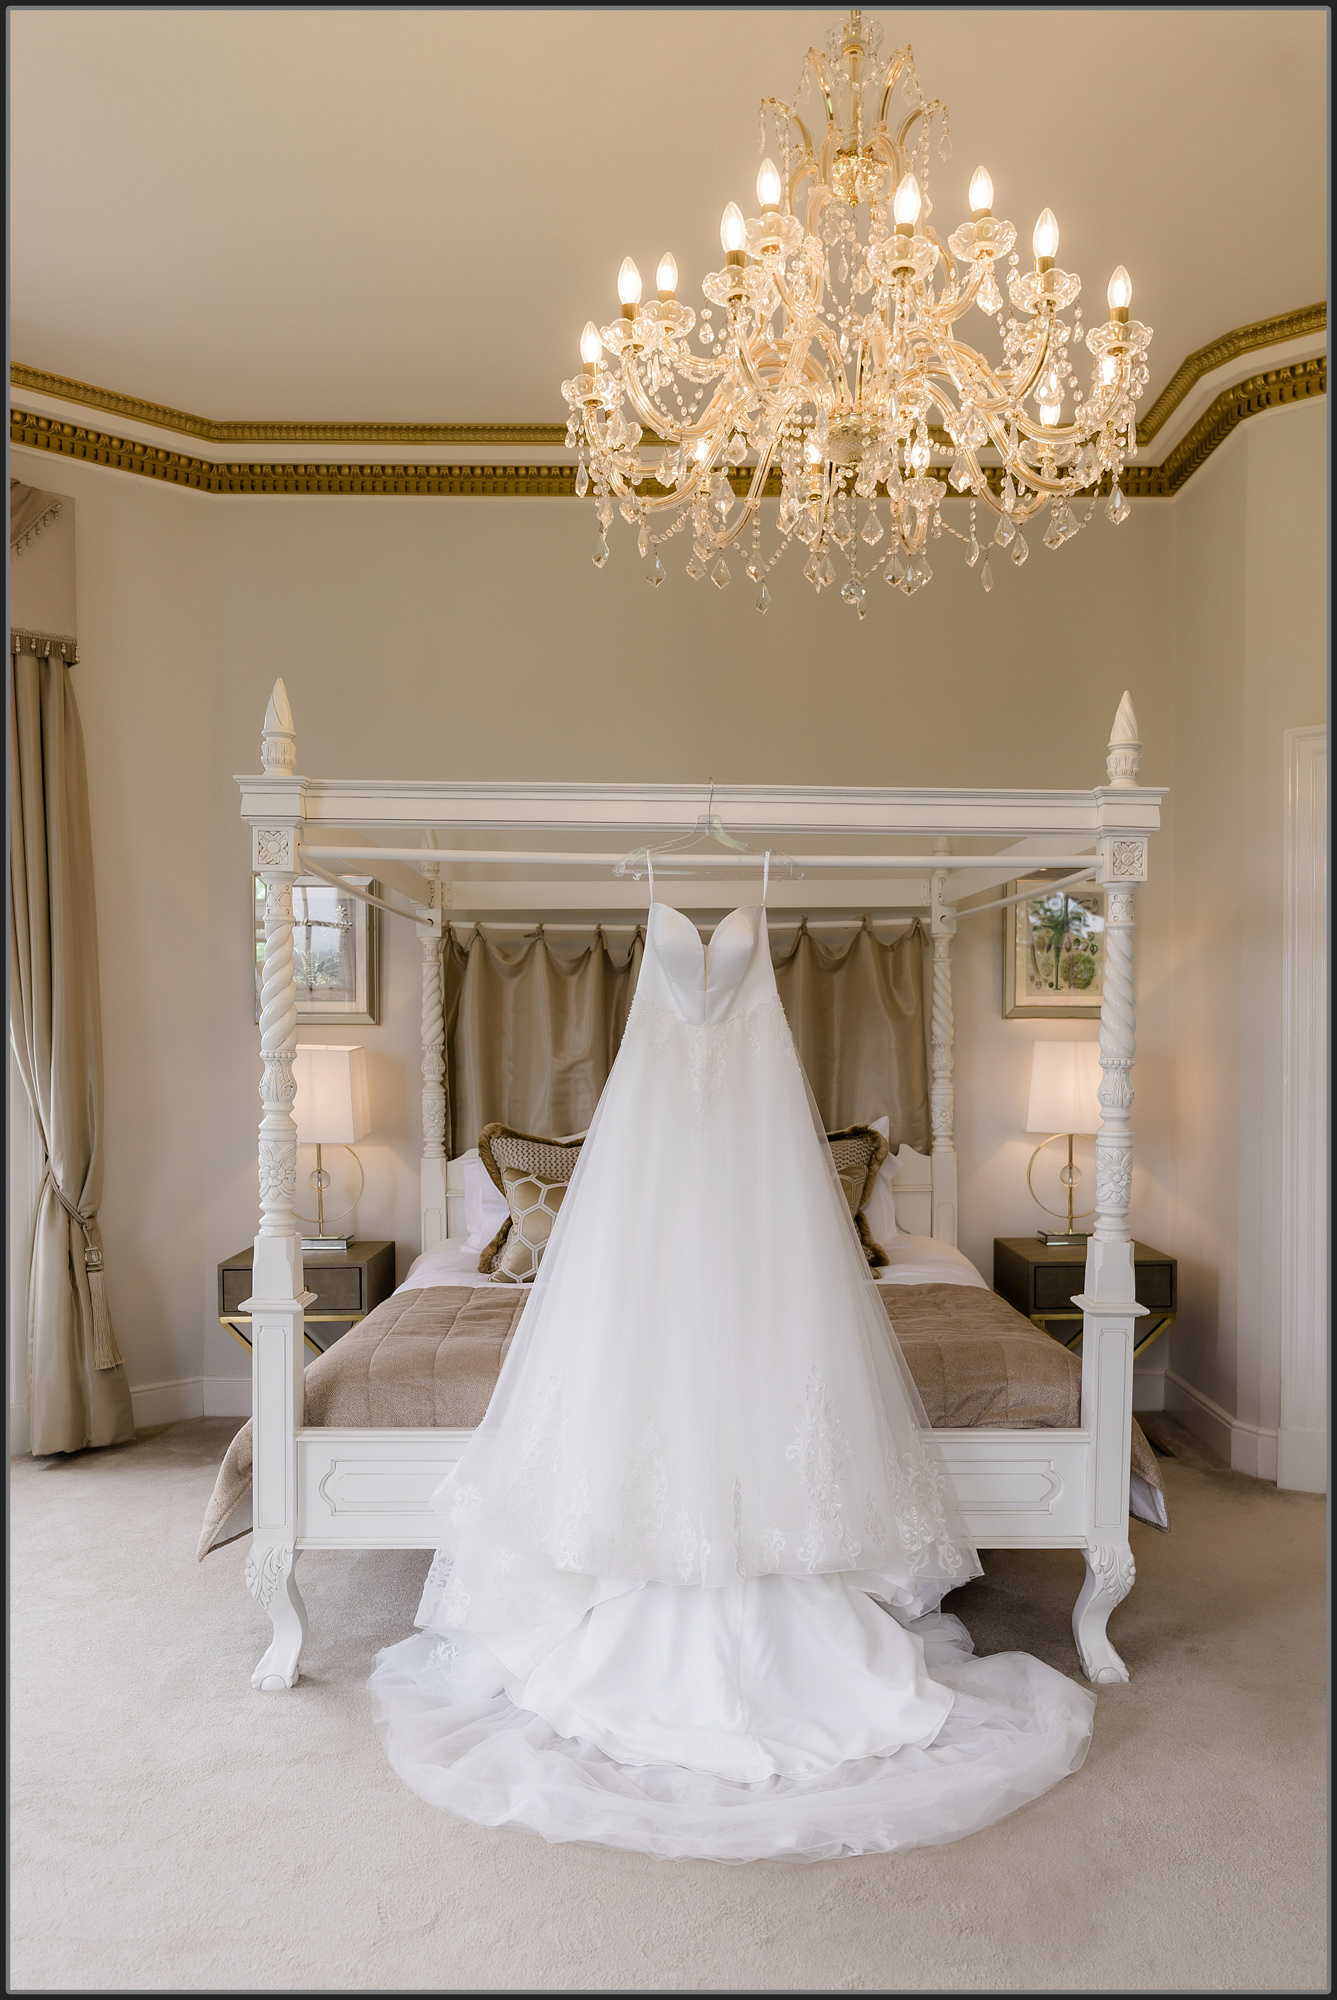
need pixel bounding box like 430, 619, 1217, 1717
369, 894, 1094, 1860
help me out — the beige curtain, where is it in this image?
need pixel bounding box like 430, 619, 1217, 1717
9, 634, 134, 1455
773, 919, 929, 1148
443, 917, 928, 1155
444, 926, 645, 1152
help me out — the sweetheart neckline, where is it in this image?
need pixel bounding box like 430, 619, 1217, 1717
651, 902, 763, 946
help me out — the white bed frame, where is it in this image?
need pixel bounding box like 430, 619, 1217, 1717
238, 684, 1161, 1693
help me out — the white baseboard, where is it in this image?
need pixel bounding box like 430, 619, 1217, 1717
1165, 1370, 1279, 1480
10, 1402, 30, 1456
204, 1375, 253, 1418
130, 1376, 204, 1427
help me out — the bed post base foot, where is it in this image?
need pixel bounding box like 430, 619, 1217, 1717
1073, 1540, 1134, 1684
246, 1540, 306, 1691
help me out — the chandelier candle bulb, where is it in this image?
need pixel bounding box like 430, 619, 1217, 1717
617, 257, 642, 317
579, 321, 602, 374
756, 157, 783, 211
969, 166, 993, 217
893, 172, 922, 233
656, 252, 678, 300
720, 202, 747, 264
1108, 265, 1132, 323
1033, 208, 1059, 270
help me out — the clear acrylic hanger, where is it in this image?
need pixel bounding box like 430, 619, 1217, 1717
615, 784, 802, 882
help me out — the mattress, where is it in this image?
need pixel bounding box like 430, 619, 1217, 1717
198, 1260, 1167, 1557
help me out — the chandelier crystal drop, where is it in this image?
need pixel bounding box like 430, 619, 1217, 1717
562, 10, 1153, 608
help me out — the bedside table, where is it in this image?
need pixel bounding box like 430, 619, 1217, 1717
993, 1237, 1177, 1359
218, 1239, 396, 1356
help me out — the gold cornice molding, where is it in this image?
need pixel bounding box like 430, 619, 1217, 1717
13, 300, 1326, 454
1137, 302, 1326, 443
11, 360, 1326, 500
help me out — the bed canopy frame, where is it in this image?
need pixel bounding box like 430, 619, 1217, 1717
237, 684, 1162, 1693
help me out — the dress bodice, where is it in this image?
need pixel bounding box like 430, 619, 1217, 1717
635, 903, 776, 1026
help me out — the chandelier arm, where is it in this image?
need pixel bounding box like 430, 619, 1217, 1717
808, 51, 839, 128
876, 46, 915, 130
895, 98, 945, 155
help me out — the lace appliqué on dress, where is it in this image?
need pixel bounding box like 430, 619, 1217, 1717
786, 1368, 862, 1570
627, 993, 792, 1113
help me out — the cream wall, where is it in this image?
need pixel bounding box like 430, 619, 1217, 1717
15, 421, 1316, 1442
1167, 395, 1328, 1473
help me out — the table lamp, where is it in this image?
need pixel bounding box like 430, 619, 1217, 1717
1025, 1041, 1103, 1246
293, 1044, 371, 1252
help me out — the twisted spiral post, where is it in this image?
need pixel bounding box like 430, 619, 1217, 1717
257, 875, 299, 1239
421, 930, 447, 1159
930, 933, 955, 1146
1094, 889, 1136, 1244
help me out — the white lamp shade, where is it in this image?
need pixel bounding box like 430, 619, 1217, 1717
1025, 1041, 1102, 1136
293, 1045, 371, 1145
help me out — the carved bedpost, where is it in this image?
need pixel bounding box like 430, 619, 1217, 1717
240, 678, 312, 1692
1071, 692, 1150, 1685
419, 837, 448, 1251
929, 868, 959, 1246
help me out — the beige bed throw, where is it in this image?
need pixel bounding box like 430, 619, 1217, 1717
200, 1283, 1164, 1558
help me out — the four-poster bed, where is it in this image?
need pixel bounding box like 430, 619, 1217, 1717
233, 681, 1162, 1695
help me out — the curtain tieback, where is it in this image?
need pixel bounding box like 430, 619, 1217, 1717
45, 1171, 124, 1371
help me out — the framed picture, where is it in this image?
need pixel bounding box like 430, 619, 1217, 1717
1003, 877, 1105, 1019
254, 874, 381, 1025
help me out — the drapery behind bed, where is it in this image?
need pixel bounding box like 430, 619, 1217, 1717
442, 919, 929, 1156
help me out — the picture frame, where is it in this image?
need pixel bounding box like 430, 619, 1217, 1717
254, 874, 381, 1026
1003, 877, 1105, 1020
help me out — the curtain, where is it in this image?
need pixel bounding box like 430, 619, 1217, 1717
773, 919, 929, 1148
444, 926, 645, 1153
443, 918, 929, 1155
9, 633, 134, 1455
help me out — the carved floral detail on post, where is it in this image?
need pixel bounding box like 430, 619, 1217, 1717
258, 1142, 298, 1205
262, 1049, 297, 1104
1098, 1059, 1134, 1111
1087, 1540, 1136, 1602
1095, 1148, 1133, 1210
255, 827, 293, 869
1110, 840, 1146, 879
245, 1541, 292, 1607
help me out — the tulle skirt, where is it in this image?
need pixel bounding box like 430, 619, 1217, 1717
369, 1598, 1095, 1863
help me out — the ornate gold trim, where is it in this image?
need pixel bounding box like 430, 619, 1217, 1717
1137, 302, 1326, 442
13, 300, 1325, 453
11, 360, 1325, 499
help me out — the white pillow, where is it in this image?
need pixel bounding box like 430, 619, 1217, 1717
461, 1153, 510, 1252
863, 1116, 902, 1245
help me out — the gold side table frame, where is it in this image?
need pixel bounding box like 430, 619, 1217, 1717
219, 1312, 370, 1358
1031, 1308, 1177, 1359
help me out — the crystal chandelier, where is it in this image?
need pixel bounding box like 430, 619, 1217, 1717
562, 9, 1152, 611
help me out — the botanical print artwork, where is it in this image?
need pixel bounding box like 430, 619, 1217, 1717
1004, 880, 1105, 1019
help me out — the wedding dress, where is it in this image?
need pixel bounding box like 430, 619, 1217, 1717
369, 883, 1094, 1861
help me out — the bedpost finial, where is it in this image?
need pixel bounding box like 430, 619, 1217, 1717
1106, 690, 1141, 788
262, 678, 297, 774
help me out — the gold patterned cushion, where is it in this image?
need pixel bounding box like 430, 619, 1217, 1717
827, 1124, 892, 1268
476, 1123, 584, 1284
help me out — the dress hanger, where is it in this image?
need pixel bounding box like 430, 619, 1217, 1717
616, 783, 802, 884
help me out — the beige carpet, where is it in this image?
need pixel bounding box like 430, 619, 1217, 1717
8, 1415, 1327, 1994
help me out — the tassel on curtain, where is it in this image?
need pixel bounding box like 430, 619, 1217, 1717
440, 917, 928, 1156
9, 631, 135, 1453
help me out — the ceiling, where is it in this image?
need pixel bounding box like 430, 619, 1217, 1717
9, 8, 1329, 425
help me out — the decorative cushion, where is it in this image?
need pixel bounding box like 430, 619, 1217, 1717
826, 1124, 892, 1268
476, 1123, 585, 1284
